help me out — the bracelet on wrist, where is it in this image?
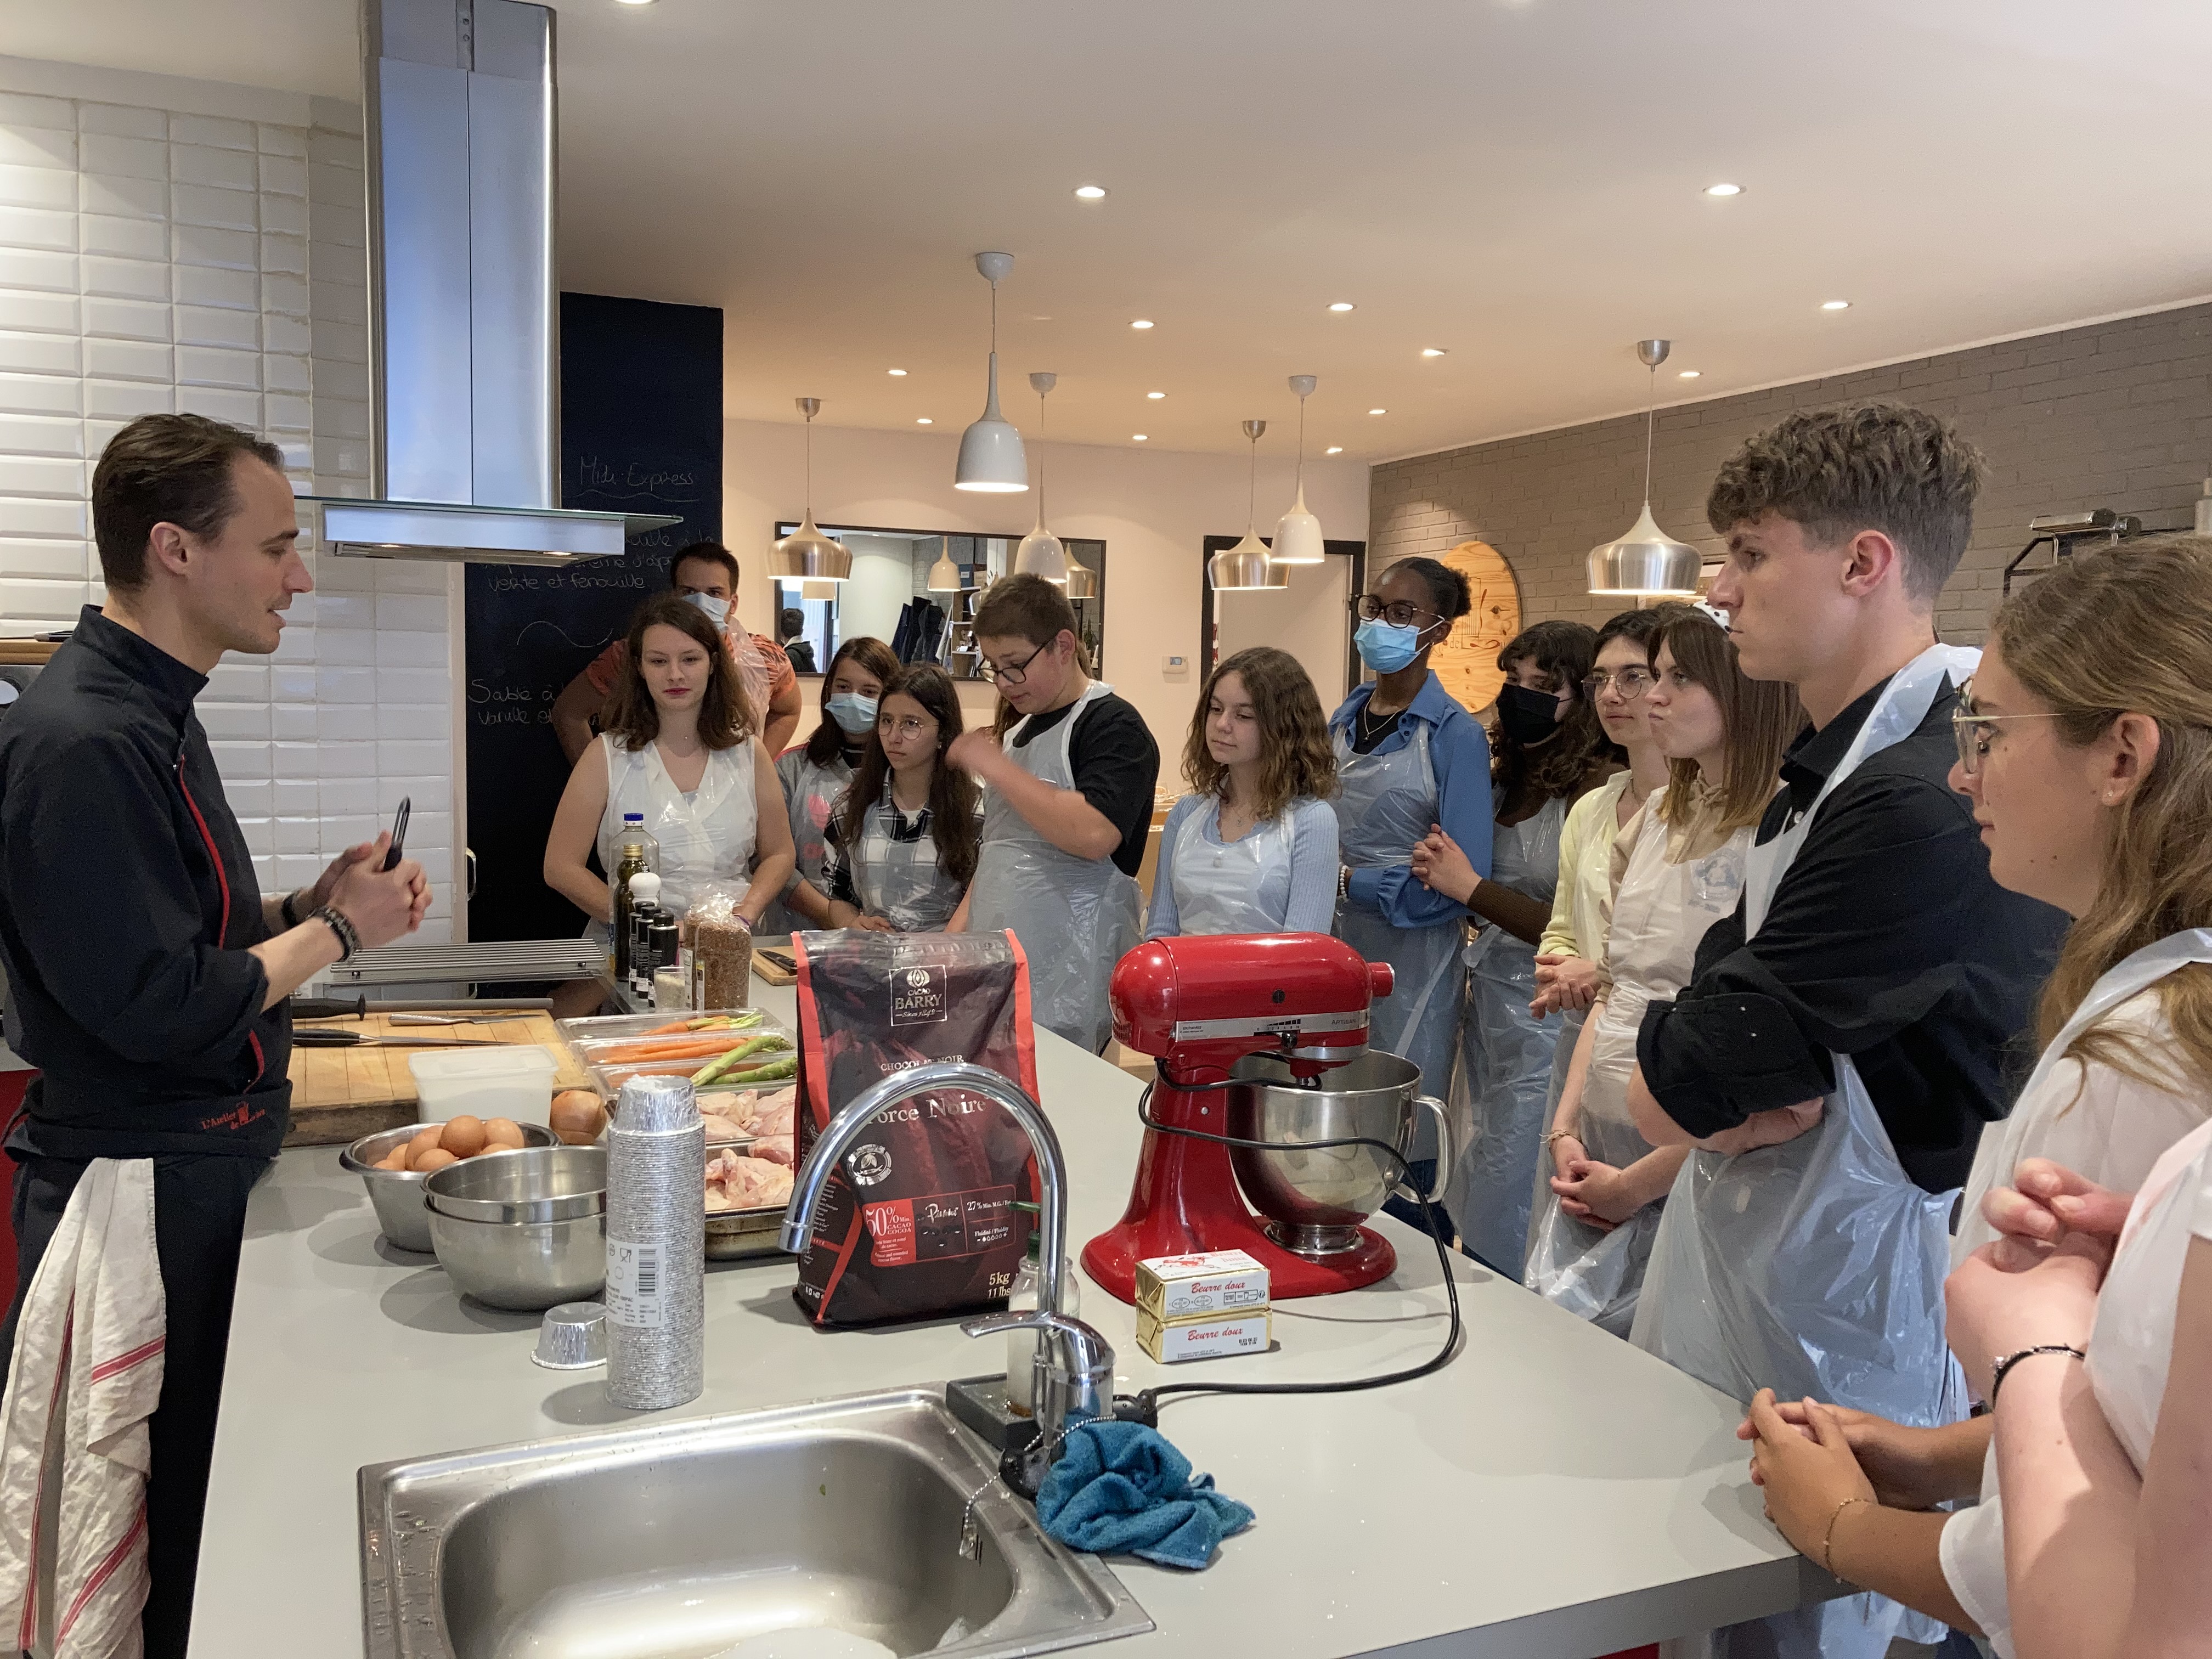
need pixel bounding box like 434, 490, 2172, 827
1820, 1494, 1874, 1577
280, 888, 304, 928
311, 904, 362, 963
1987, 1344, 2086, 1408
1541, 1129, 1582, 1149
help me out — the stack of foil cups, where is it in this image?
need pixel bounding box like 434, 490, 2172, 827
605, 1074, 706, 1410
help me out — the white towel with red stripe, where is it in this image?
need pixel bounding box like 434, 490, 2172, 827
0, 1159, 165, 1658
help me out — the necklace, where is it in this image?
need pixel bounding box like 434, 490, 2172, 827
1357, 698, 1403, 744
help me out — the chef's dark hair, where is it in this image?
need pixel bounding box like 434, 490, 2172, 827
668, 541, 741, 592
91, 413, 286, 591
838, 663, 982, 887
1384, 556, 1472, 621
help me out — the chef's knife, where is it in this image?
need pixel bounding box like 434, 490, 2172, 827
292, 1030, 503, 1048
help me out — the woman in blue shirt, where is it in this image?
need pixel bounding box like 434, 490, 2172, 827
1147, 646, 1339, 939
1329, 557, 1495, 1189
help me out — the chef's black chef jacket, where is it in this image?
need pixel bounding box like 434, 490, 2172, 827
0, 606, 291, 1160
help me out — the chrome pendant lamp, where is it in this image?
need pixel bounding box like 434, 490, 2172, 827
769, 398, 851, 580
1014, 371, 1070, 583
1271, 374, 1325, 564
1210, 420, 1290, 592
1587, 339, 1700, 596
953, 252, 1030, 493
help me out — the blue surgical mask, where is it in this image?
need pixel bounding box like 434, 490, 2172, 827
1354, 617, 1425, 674
685, 592, 730, 627
825, 693, 879, 736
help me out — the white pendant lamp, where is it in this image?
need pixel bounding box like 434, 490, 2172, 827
1587, 339, 1701, 596
953, 252, 1030, 493
1014, 371, 1070, 583
1272, 374, 1325, 564
769, 398, 851, 581
1210, 420, 1290, 592
926, 535, 962, 593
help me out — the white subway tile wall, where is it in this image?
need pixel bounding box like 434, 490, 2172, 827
0, 82, 459, 941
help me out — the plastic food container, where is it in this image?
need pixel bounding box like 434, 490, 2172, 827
555, 1008, 794, 1100
407, 1046, 558, 1124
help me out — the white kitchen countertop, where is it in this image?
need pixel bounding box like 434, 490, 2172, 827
192, 981, 1826, 1657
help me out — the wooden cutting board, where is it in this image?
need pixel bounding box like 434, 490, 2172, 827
281, 1011, 590, 1149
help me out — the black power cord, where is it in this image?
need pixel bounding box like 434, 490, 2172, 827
1113, 1077, 1464, 1424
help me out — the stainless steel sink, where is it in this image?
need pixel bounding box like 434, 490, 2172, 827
359, 1385, 1153, 1659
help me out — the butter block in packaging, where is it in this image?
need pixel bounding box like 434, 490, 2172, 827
1134, 1249, 1271, 1322
1137, 1305, 1273, 1364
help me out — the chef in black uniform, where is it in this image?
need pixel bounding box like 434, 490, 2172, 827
0, 413, 429, 1653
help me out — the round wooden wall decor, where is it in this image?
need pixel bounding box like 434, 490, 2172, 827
1425, 540, 1521, 714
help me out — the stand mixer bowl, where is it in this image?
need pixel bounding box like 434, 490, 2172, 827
1223, 1050, 1450, 1257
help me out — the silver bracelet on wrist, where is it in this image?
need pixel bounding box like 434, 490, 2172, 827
311, 904, 360, 962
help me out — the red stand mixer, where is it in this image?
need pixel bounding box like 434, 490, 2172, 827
1082, 932, 1450, 1303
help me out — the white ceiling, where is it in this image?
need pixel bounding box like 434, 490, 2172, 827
12, 0, 2212, 459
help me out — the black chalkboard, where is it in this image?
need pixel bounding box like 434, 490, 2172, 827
464, 292, 723, 944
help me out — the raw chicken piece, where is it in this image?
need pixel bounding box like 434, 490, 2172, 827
751, 1134, 794, 1167
735, 1087, 795, 1138
701, 1113, 746, 1144
704, 1148, 795, 1211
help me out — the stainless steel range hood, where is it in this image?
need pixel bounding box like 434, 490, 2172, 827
301, 0, 675, 565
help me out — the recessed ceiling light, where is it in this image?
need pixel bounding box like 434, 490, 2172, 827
1821, 299, 1851, 311
1368, 408, 1386, 416
1678, 370, 1701, 379
887, 368, 907, 376
1325, 446, 1344, 455
1328, 302, 1355, 313
916, 417, 933, 425
1703, 182, 1742, 197
1146, 391, 1165, 399
1073, 184, 1108, 200
1130, 319, 1154, 331
1132, 433, 1148, 441
1420, 347, 1446, 358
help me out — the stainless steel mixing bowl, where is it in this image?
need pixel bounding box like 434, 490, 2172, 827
341, 1121, 561, 1252
1223, 1049, 1452, 1257
424, 1147, 608, 1310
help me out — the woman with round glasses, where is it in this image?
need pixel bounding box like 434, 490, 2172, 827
820, 664, 981, 933
1326, 558, 1495, 1197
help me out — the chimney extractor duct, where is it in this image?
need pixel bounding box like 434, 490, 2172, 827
298, 0, 675, 565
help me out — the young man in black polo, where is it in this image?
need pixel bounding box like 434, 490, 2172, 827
1623, 403, 2066, 1659
0, 413, 429, 1652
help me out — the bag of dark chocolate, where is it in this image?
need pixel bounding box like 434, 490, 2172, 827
790, 929, 1041, 1326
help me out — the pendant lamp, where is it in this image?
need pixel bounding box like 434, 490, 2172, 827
1210, 420, 1290, 592
769, 398, 852, 580
953, 252, 1029, 493
1587, 340, 1701, 596
1014, 371, 1070, 583
926, 535, 962, 593
1271, 374, 1325, 564
1063, 557, 1097, 600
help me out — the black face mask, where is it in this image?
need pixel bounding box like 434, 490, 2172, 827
1496, 681, 1565, 747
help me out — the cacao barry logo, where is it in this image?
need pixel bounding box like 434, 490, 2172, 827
889, 963, 949, 1026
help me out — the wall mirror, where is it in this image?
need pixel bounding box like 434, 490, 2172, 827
773, 522, 1105, 681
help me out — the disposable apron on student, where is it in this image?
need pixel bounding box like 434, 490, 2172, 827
1330, 722, 1466, 1114
1445, 795, 1564, 1272
968, 682, 1143, 1054
759, 749, 851, 935
1170, 799, 1296, 936
852, 802, 964, 933
593, 735, 759, 953
1526, 808, 1750, 1335
1631, 644, 1978, 1659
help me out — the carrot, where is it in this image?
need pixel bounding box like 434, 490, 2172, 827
591, 1037, 749, 1064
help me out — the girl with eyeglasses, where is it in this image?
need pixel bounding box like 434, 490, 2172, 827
1146, 647, 1340, 940
759, 635, 900, 933
1326, 558, 1495, 1201
819, 664, 983, 933
1741, 534, 2212, 1659
1523, 608, 1797, 1331
1412, 620, 1617, 1267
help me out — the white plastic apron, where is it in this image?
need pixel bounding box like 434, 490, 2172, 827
852, 798, 967, 932
968, 682, 1144, 1053
1526, 800, 1751, 1335
1632, 644, 1978, 1659
1447, 794, 1565, 1272
759, 747, 853, 934
1330, 716, 1467, 1105
1169, 797, 1296, 935
597, 733, 760, 923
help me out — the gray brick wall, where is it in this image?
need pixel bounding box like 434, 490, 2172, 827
1368, 303, 2212, 645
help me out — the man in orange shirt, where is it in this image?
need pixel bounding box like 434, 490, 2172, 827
551, 541, 802, 760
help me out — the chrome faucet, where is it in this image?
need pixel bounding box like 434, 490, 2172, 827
779, 1061, 1116, 1488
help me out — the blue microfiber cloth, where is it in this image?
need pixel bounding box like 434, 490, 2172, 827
1035, 1419, 1255, 1570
